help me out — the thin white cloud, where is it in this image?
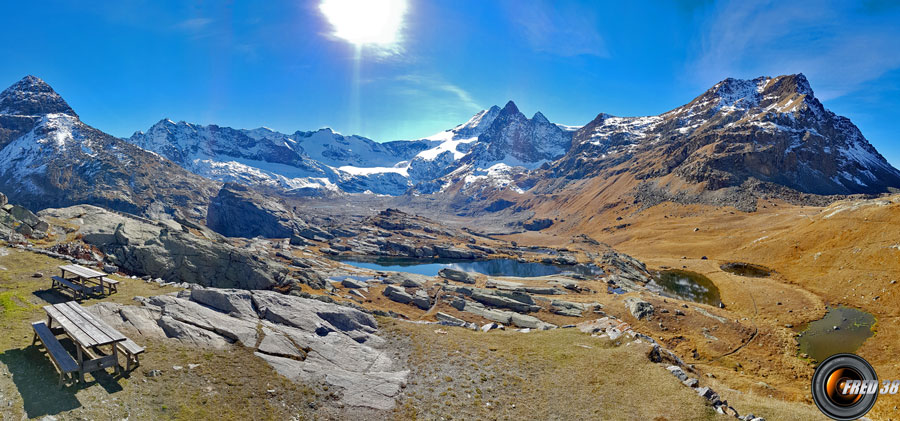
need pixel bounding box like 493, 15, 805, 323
693, 0, 900, 100
172, 17, 218, 40
395, 74, 481, 110
504, 0, 608, 58
175, 17, 213, 32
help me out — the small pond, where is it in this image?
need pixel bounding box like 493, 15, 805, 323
649, 269, 722, 306
797, 306, 876, 362
335, 257, 601, 278
720, 262, 772, 278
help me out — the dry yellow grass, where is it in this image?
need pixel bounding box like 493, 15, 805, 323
0, 246, 328, 420
495, 194, 900, 419
387, 319, 742, 420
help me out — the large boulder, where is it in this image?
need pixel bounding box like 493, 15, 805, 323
206, 183, 301, 239
412, 289, 431, 310
469, 289, 541, 313
439, 268, 475, 284
452, 299, 556, 330
341, 278, 369, 289
8, 204, 41, 227
382, 272, 428, 288
550, 300, 588, 317
600, 249, 653, 285
39, 205, 284, 289
624, 297, 655, 320
383, 285, 414, 305
0, 207, 17, 229
435, 312, 466, 326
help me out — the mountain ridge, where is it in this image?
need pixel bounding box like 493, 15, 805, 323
1, 73, 898, 226
0, 75, 221, 222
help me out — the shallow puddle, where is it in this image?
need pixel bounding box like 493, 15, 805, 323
797, 306, 875, 362
720, 262, 772, 277
650, 269, 722, 306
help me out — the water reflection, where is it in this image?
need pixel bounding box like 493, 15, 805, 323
649, 269, 722, 306
336, 257, 601, 278
797, 306, 875, 362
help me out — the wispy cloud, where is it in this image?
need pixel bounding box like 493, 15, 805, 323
175, 17, 213, 31
503, 0, 608, 58
395, 74, 481, 110
173, 17, 218, 40
693, 0, 900, 100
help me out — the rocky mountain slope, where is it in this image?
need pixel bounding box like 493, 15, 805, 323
127, 119, 437, 195
124, 73, 900, 221
0, 76, 220, 221
3, 73, 898, 232
532, 74, 900, 208
126, 100, 575, 196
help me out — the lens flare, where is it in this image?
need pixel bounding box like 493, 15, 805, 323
319, 0, 408, 47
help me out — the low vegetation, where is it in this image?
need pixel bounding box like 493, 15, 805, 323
0, 247, 325, 420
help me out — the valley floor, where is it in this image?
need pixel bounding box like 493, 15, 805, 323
500, 194, 900, 420
0, 244, 827, 420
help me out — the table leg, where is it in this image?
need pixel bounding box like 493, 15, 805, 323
113, 344, 121, 375
77, 346, 85, 383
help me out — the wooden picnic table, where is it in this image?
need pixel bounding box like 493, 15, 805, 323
43, 301, 126, 382
56, 264, 116, 298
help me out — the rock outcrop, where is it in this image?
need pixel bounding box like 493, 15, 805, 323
0, 195, 50, 240
39, 205, 283, 289
449, 297, 556, 330
206, 183, 302, 239
438, 268, 476, 284
624, 297, 655, 320
89, 287, 408, 410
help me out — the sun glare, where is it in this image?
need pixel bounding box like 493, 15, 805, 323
319, 0, 408, 47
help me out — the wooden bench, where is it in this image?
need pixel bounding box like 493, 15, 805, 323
31, 321, 79, 386
51, 276, 87, 300
101, 277, 119, 294
116, 338, 145, 371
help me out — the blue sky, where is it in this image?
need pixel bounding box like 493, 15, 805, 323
1, 0, 899, 166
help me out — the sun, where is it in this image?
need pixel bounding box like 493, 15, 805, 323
319, 0, 408, 48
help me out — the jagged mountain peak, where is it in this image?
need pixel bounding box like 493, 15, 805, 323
0, 75, 76, 117
441, 106, 502, 140
697, 73, 820, 115
558, 73, 900, 198
501, 100, 520, 114
462, 100, 571, 169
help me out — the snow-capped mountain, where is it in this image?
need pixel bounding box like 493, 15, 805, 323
3, 73, 896, 223
538, 73, 900, 203
0, 76, 220, 220
464, 101, 571, 168
126, 100, 574, 196
128, 120, 339, 192
128, 120, 448, 195
410, 101, 576, 195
